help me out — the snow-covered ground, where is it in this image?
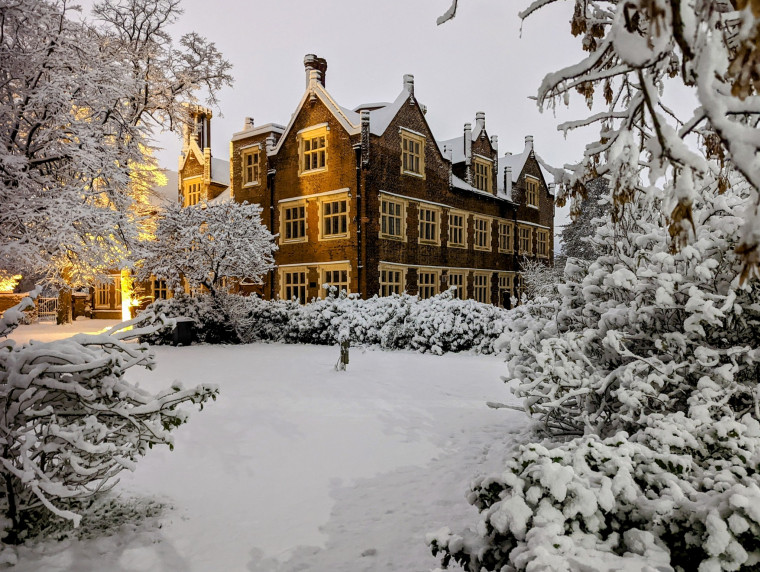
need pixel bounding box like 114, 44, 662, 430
6, 320, 529, 571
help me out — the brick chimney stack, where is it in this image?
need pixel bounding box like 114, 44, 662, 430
304, 54, 327, 88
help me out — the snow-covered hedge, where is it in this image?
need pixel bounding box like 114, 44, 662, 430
0, 296, 218, 542
141, 289, 516, 355
429, 174, 760, 571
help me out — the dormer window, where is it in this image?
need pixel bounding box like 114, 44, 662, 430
242, 148, 260, 186
299, 125, 328, 175
473, 157, 493, 193
526, 177, 539, 208
400, 129, 425, 177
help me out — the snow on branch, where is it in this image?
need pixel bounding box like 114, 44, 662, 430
0, 301, 218, 540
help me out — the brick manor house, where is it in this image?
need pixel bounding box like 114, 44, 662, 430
176, 54, 555, 307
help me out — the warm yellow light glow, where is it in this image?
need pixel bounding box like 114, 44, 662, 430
0, 273, 22, 293
120, 269, 138, 321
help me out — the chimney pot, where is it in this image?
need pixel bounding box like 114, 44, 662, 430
525, 135, 534, 146
476, 111, 485, 129
403, 74, 414, 98
244, 117, 254, 130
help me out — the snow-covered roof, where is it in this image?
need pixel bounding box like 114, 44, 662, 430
437, 136, 465, 163
352, 102, 391, 112
365, 89, 410, 137
208, 186, 232, 205
230, 123, 285, 142
147, 169, 179, 208
496, 138, 556, 193
451, 174, 515, 204
211, 157, 230, 186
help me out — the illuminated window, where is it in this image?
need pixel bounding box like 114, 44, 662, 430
242, 148, 260, 185
95, 282, 109, 308
537, 229, 550, 258
380, 197, 405, 240
281, 203, 307, 243
281, 269, 307, 303
153, 279, 169, 300
447, 271, 466, 299
379, 266, 405, 296
418, 206, 440, 245
526, 177, 539, 208
184, 180, 201, 206
519, 226, 532, 255
321, 266, 349, 296
401, 130, 425, 176
473, 157, 493, 193
300, 126, 327, 174
417, 270, 439, 299
448, 211, 467, 248
473, 216, 491, 251
321, 199, 348, 239
473, 272, 491, 304
499, 221, 513, 253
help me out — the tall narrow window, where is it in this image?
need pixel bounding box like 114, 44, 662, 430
498, 273, 513, 308
447, 272, 466, 299
184, 181, 201, 206
281, 203, 307, 243
448, 211, 466, 248
525, 177, 539, 208
400, 130, 425, 176
242, 149, 260, 185
499, 221, 513, 253
473, 273, 490, 304
380, 266, 404, 296
114, 276, 122, 308
321, 199, 348, 239
95, 282, 109, 308
417, 270, 438, 299
473, 158, 493, 193
473, 216, 491, 251
418, 206, 440, 245
519, 226, 532, 255
537, 229, 549, 258
380, 197, 405, 240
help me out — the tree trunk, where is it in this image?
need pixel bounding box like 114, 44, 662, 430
57, 288, 72, 324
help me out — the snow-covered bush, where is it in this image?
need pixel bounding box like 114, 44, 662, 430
141, 288, 516, 355
0, 295, 218, 542
139, 293, 240, 345
430, 176, 760, 570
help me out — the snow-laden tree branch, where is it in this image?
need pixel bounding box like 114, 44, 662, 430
0, 298, 218, 541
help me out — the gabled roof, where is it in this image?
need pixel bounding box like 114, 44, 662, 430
497, 138, 556, 194
180, 137, 205, 172
272, 79, 362, 155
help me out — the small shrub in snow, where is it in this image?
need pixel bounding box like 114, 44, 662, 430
139, 293, 240, 345
0, 295, 218, 542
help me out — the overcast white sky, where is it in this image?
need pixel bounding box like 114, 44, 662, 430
146, 0, 599, 245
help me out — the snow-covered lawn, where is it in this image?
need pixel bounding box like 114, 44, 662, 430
6, 320, 528, 571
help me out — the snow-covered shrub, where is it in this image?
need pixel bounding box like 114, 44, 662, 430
139, 293, 240, 345
430, 175, 760, 571
141, 288, 517, 355
0, 295, 218, 542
